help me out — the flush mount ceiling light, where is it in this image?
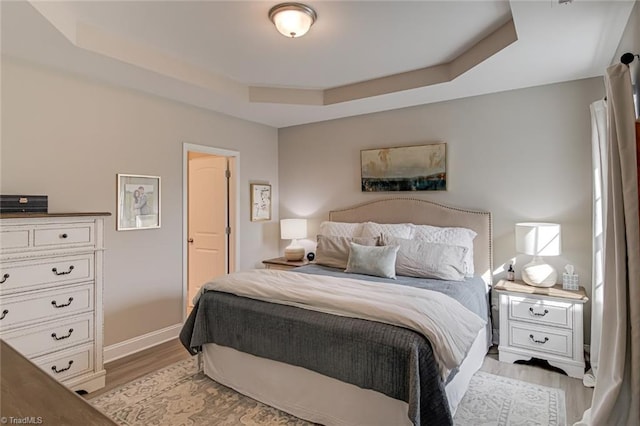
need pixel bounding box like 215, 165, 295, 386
269, 2, 317, 38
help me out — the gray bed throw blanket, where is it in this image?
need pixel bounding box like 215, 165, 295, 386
182, 291, 454, 425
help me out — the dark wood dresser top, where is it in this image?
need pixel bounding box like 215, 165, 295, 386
0, 340, 116, 425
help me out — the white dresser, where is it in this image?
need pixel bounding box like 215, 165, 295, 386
495, 279, 588, 379
0, 213, 110, 393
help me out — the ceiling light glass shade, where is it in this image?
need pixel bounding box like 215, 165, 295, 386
269, 3, 317, 38
515, 222, 561, 287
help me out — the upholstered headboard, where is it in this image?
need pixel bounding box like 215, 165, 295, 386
329, 198, 493, 285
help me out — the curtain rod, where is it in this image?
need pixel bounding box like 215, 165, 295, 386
621, 52, 639, 65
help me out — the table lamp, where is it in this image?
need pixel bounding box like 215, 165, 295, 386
281, 218, 307, 261
515, 222, 561, 287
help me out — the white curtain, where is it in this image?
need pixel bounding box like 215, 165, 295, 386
585, 99, 607, 387
576, 63, 640, 425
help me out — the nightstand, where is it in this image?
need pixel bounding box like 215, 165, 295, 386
495, 279, 588, 379
262, 256, 309, 271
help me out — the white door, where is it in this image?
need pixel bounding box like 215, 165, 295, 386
187, 155, 228, 308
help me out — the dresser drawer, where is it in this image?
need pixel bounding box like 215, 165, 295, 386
0, 284, 93, 331
509, 296, 573, 328
508, 322, 573, 358
35, 343, 94, 382
33, 223, 94, 249
0, 254, 94, 295
1, 313, 93, 358
0, 229, 30, 251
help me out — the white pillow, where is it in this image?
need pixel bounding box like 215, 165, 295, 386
345, 242, 399, 279
318, 221, 363, 238
361, 222, 415, 239
382, 236, 467, 281
412, 225, 477, 276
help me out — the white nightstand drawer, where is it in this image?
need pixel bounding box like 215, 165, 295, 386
35, 343, 94, 382
0, 254, 94, 295
0, 229, 30, 251
1, 313, 94, 358
0, 283, 93, 331
33, 223, 94, 248
509, 296, 572, 328
509, 322, 573, 358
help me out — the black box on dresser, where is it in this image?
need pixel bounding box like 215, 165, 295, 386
0, 195, 48, 213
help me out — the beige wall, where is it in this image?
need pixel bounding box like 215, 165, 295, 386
615, 0, 639, 117
615, 0, 639, 62
278, 77, 604, 343
0, 59, 280, 346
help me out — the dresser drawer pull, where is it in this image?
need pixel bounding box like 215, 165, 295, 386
529, 334, 550, 344
52, 265, 75, 276
51, 297, 74, 308
60, 233, 68, 239
0, 309, 8, 320
529, 307, 549, 317
51, 360, 74, 374
51, 328, 74, 341
0, 273, 9, 284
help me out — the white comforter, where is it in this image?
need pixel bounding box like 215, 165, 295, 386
198, 269, 486, 378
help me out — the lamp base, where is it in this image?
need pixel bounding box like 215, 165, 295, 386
284, 246, 305, 261
521, 256, 557, 287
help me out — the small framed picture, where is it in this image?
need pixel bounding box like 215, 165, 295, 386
117, 174, 161, 231
250, 183, 271, 222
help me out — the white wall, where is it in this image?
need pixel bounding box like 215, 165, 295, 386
0, 58, 280, 346
278, 77, 604, 343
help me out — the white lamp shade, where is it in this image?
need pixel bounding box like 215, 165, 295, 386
515, 222, 561, 256
280, 219, 307, 240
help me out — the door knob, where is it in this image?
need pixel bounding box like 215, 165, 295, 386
188, 238, 194, 243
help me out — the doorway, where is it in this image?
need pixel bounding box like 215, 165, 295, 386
183, 144, 239, 318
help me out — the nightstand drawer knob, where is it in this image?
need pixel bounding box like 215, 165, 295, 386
529, 334, 549, 344
529, 307, 549, 317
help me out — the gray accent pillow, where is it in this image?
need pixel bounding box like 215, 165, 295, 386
315, 235, 379, 269
383, 235, 468, 281
345, 242, 400, 279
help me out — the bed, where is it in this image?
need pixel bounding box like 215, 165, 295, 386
180, 198, 493, 426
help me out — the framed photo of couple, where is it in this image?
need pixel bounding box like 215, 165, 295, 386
117, 174, 161, 231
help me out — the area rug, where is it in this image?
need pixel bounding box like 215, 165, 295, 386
90, 357, 566, 426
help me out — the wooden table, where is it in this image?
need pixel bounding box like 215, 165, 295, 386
0, 340, 116, 425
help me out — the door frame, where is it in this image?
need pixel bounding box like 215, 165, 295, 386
182, 143, 240, 322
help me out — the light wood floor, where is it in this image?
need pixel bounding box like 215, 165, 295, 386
87, 340, 592, 424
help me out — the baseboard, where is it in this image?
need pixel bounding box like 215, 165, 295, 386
104, 323, 182, 363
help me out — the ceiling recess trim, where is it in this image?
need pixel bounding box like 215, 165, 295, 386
29, 1, 517, 107
251, 18, 518, 105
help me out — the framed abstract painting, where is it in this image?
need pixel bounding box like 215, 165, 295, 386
361, 143, 446, 192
